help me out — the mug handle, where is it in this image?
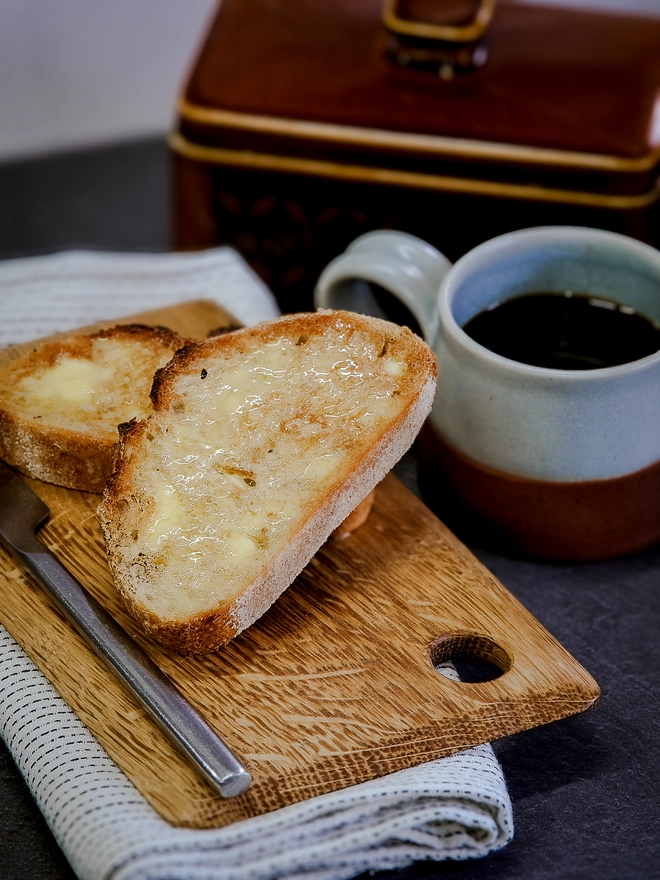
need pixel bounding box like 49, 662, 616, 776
314, 231, 452, 345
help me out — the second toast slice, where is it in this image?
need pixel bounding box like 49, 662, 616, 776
0, 324, 187, 493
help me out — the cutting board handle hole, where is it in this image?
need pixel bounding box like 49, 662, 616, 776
430, 633, 510, 683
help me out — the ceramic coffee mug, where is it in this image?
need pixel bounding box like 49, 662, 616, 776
315, 227, 660, 560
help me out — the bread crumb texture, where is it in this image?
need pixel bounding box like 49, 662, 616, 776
0, 325, 185, 492
98, 311, 437, 652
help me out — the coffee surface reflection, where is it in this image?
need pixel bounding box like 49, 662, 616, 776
462, 291, 660, 370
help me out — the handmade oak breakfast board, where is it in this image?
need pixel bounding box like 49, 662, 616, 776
0, 300, 600, 829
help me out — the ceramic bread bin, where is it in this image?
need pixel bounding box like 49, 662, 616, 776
171, 0, 660, 313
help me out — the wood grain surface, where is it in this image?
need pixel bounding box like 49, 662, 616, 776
0, 301, 600, 829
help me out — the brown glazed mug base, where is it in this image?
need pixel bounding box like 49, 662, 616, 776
416, 422, 660, 561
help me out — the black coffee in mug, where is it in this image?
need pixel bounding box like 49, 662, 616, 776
462, 291, 660, 370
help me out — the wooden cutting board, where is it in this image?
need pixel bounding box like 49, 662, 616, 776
0, 300, 600, 829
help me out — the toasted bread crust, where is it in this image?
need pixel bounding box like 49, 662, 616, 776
0, 324, 187, 493
0, 408, 117, 494
99, 310, 437, 653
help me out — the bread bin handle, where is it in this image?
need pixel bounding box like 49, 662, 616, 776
382, 0, 496, 44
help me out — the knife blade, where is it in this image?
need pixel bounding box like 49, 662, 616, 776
0, 461, 251, 798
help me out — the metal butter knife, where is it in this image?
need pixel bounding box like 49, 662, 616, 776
0, 461, 251, 798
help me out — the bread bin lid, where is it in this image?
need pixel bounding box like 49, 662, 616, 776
173, 0, 660, 210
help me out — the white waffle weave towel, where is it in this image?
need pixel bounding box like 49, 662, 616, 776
0, 248, 513, 880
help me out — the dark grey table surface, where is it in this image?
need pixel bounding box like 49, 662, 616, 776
0, 139, 658, 880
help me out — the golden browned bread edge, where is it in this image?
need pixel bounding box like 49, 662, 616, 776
0, 324, 188, 493
0, 410, 116, 493
100, 311, 437, 654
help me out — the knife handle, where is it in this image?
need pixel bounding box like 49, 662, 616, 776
13, 540, 251, 799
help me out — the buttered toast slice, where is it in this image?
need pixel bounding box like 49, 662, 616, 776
0, 324, 187, 493
98, 310, 437, 654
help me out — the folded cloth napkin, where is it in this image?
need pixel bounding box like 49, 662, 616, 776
0, 248, 513, 880
0, 247, 280, 346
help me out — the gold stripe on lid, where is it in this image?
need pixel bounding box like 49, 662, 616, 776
169, 131, 660, 210
178, 99, 660, 175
